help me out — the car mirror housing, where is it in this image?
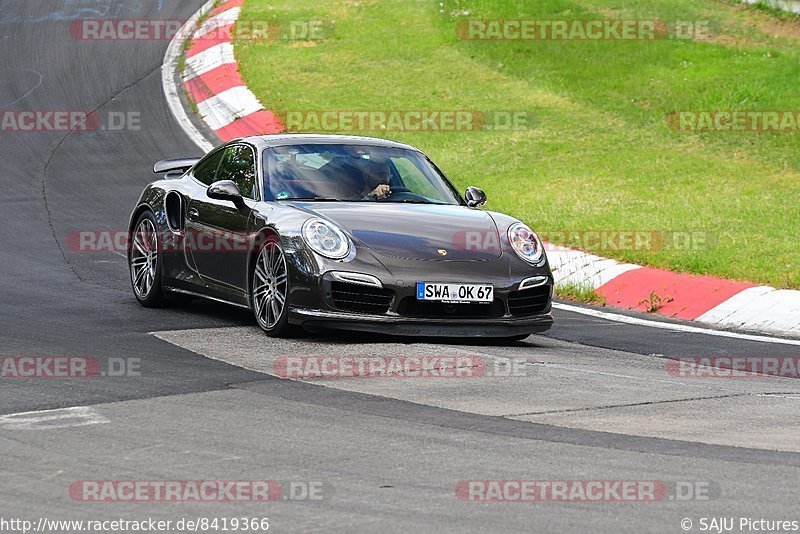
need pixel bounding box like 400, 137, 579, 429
465, 186, 487, 207
207, 180, 245, 208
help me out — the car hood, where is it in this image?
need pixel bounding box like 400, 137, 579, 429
288, 202, 503, 261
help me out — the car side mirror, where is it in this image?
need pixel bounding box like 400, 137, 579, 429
207, 180, 245, 208
465, 186, 487, 208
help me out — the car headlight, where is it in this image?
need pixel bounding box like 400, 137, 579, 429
508, 222, 545, 265
302, 218, 351, 259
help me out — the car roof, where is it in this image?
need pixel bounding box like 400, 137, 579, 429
241, 133, 422, 152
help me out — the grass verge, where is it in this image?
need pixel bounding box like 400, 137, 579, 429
236, 0, 800, 288
555, 282, 607, 306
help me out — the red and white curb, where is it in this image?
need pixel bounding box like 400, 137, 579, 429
181, 0, 283, 141
165, 0, 800, 339
548, 250, 800, 336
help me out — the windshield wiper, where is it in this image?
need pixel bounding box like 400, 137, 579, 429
281, 197, 344, 202
390, 199, 446, 204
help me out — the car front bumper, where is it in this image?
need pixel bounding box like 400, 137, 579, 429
287, 268, 554, 337
290, 307, 553, 337
283, 243, 554, 337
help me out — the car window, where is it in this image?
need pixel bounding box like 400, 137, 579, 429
261, 144, 462, 204
192, 149, 225, 186
390, 157, 446, 201
219, 145, 258, 200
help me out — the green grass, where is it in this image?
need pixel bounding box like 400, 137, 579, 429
555, 282, 607, 306
236, 0, 800, 288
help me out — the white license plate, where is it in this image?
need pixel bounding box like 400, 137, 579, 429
416, 283, 494, 303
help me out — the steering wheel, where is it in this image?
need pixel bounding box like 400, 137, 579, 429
378, 189, 429, 202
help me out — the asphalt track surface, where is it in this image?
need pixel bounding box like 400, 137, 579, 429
1, 1, 799, 532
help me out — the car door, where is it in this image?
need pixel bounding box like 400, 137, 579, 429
186, 143, 259, 291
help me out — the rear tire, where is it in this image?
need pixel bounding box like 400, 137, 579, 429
129, 211, 167, 308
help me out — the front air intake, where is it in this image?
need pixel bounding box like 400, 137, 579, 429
330, 281, 394, 314
507, 284, 551, 316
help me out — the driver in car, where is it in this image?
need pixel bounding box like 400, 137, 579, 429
361, 160, 392, 200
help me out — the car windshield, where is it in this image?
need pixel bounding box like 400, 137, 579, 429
262, 144, 463, 204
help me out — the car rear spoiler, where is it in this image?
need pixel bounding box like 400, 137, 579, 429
153, 157, 201, 174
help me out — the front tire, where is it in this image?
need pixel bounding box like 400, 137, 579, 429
251, 236, 292, 337
129, 211, 167, 307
